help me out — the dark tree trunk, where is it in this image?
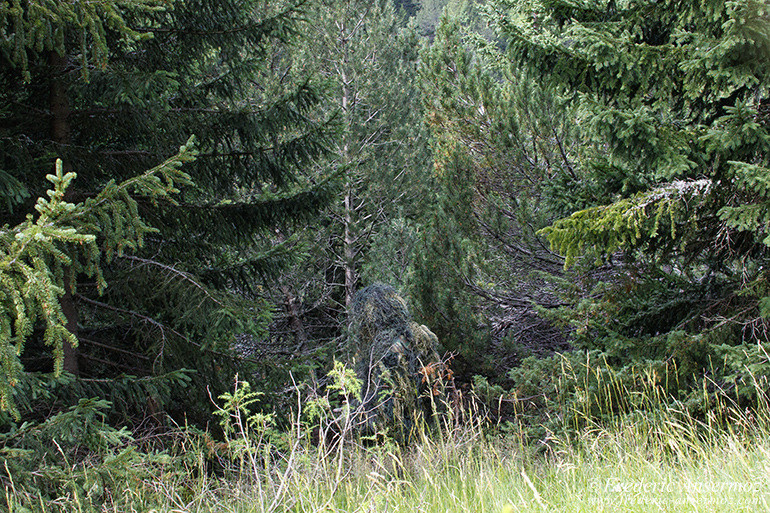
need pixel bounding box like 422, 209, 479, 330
281, 284, 308, 351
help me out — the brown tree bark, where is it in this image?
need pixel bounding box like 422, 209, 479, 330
281, 284, 308, 351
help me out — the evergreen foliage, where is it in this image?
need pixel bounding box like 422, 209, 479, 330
414, 15, 492, 368
415, 0, 482, 37
260, 0, 432, 357
414, 12, 577, 373
306, 0, 430, 301
409, 149, 489, 368
0, 0, 170, 82
393, 0, 420, 18
491, 0, 770, 409
541, 178, 714, 268
5, 0, 770, 506
0, 142, 195, 417
0, 397, 179, 510
0, 0, 337, 424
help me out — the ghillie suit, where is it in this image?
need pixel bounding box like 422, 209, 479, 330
349, 283, 444, 437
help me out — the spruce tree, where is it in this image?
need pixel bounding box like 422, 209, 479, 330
1, 0, 337, 422
493, 0, 770, 403
305, 0, 430, 305
263, 0, 432, 355
0, 144, 195, 417
414, 12, 579, 373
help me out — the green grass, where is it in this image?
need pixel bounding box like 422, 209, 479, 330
6, 377, 770, 512
9, 412, 768, 512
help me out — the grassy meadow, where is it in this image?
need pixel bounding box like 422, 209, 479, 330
6, 370, 770, 513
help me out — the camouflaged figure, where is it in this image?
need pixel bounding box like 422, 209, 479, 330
349, 283, 442, 437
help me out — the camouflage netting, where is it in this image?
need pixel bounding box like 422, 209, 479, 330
348, 283, 443, 436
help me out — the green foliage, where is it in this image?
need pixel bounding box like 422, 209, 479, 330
7, 366, 770, 512
500, 344, 770, 445
414, 10, 579, 370
541, 179, 714, 268
361, 216, 420, 290
303, 360, 364, 433
289, 0, 431, 309
0, 369, 193, 428
212, 377, 285, 485
409, 162, 490, 367
414, 15, 488, 364
326, 359, 362, 404
0, 0, 340, 427
0, 0, 171, 82
215, 379, 274, 440
1, 397, 173, 511
0, 141, 195, 417
719, 160, 770, 245
499, 0, 770, 262
486, 0, 770, 415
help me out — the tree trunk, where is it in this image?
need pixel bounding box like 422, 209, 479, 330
281, 284, 308, 351
49, 50, 79, 375
339, 21, 358, 310
343, 186, 357, 309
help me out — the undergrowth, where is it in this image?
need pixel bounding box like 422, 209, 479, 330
3, 361, 770, 512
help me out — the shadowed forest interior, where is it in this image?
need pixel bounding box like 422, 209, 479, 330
2, 1, 770, 511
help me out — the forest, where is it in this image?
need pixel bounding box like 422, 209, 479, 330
2, 0, 770, 511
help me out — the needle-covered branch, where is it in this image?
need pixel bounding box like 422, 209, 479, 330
0, 137, 195, 417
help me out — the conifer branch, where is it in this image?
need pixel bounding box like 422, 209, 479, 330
0, 137, 196, 417
1, 0, 172, 81
540, 179, 714, 268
